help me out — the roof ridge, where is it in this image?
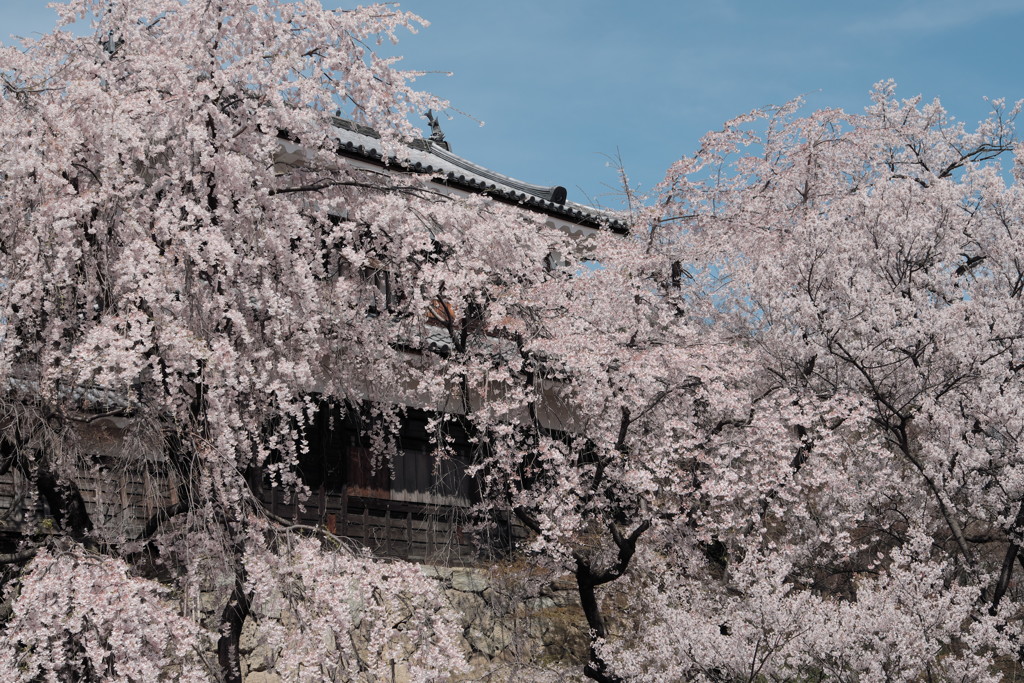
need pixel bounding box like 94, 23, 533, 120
328, 116, 626, 233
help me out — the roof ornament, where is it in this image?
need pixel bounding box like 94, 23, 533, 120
101, 6, 122, 56
423, 110, 450, 151
101, 31, 123, 56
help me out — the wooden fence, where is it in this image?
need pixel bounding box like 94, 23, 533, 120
257, 483, 493, 565
0, 468, 521, 566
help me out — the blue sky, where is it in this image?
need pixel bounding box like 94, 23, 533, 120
3, 0, 1023, 208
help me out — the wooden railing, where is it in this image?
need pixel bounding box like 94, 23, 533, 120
0, 469, 521, 566
257, 484, 488, 565
0, 468, 175, 543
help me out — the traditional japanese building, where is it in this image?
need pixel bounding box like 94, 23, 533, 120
263, 117, 624, 562
0, 117, 623, 565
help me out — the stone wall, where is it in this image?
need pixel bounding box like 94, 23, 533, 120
239, 560, 590, 683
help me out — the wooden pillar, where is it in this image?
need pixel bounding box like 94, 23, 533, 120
406, 512, 413, 556
340, 486, 349, 537
426, 510, 434, 560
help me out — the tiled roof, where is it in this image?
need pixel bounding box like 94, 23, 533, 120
330, 118, 626, 233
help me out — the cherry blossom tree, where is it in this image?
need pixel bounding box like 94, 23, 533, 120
0, 1, 483, 680
0, 543, 213, 682
2, 2, 744, 680
0, 2, 764, 680
6, 1, 1024, 682
604, 82, 1024, 681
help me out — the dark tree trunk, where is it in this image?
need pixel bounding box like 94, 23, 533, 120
990, 500, 1024, 615
576, 565, 621, 683
217, 566, 252, 683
